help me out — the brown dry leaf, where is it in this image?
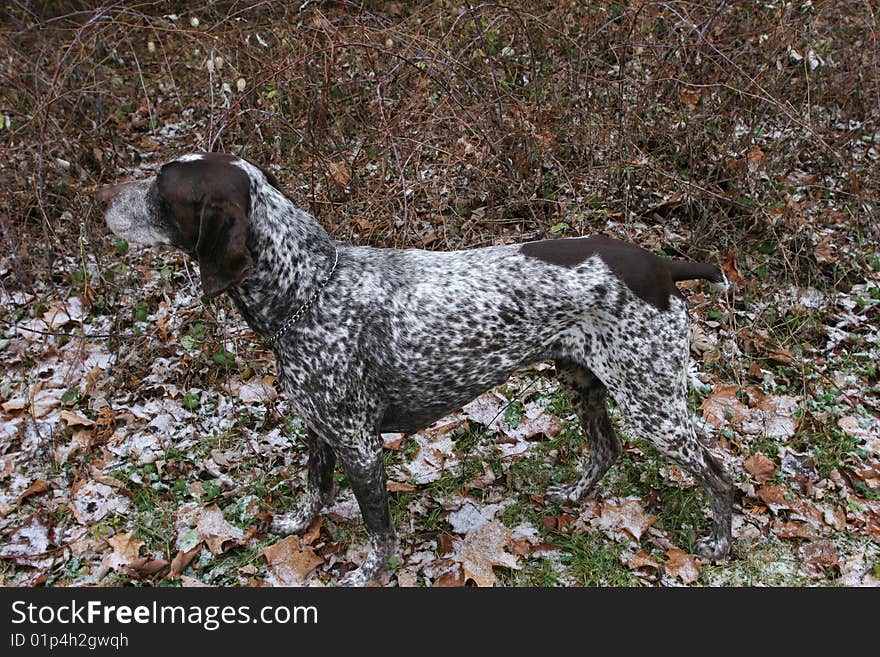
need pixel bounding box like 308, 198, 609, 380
700, 385, 750, 429
665, 548, 700, 584
60, 409, 94, 427
814, 241, 837, 264
180, 576, 211, 587
434, 566, 465, 587
382, 433, 405, 450
237, 376, 277, 403
100, 531, 144, 575
628, 550, 660, 571
263, 536, 323, 586
387, 481, 418, 492
773, 520, 814, 539
168, 545, 202, 580
302, 517, 323, 546
798, 540, 838, 579
823, 506, 846, 532
722, 249, 743, 284
2, 397, 27, 412
747, 148, 764, 167
595, 498, 657, 542
70, 479, 130, 523
744, 453, 777, 484
505, 410, 564, 441
680, 89, 700, 109
747, 361, 765, 379
397, 570, 418, 588
745, 392, 799, 438
758, 485, 823, 528
197, 505, 244, 555
328, 161, 351, 187
127, 557, 169, 576
757, 485, 792, 512
32, 388, 63, 418
453, 520, 519, 587
18, 478, 50, 503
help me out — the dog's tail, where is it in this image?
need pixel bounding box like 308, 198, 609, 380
664, 260, 729, 292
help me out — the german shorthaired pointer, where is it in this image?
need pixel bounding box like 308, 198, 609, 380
97, 152, 733, 586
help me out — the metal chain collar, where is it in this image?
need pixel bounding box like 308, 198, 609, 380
268, 248, 339, 344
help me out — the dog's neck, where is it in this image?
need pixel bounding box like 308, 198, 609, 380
227, 182, 337, 338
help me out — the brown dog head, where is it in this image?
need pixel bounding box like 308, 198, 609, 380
98, 153, 254, 297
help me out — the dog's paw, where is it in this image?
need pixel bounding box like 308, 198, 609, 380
545, 482, 579, 505
694, 535, 730, 561
338, 567, 372, 587
337, 535, 398, 587
270, 511, 312, 537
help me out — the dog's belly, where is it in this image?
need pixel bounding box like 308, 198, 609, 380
378, 369, 516, 434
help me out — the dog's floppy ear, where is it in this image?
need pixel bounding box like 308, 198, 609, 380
196, 195, 254, 297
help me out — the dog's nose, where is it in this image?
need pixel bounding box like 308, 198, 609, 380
95, 184, 121, 212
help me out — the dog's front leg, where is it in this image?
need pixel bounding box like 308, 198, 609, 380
272, 430, 337, 536
335, 437, 398, 587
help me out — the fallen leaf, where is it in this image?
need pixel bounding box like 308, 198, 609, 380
397, 570, 418, 587
758, 485, 823, 527
263, 536, 323, 586
595, 498, 657, 542
168, 545, 202, 580
237, 376, 277, 403
504, 409, 564, 441
387, 481, 418, 492
302, 517, 323, 546
773, 520, 814, 539
382, 433, 405, 450
100, 531, 144, 575
798, 540, 838, 579
60, 410, 94, 427
665, 548, 700, 584
18, 478, 50, 503
746, 148, 764, 168
197, 505, 244, 555
721, 249, 744, 284
757, 485, 792, 512
628, 550, 660, 571
2, 398, 27, 412
453, 520, 519, 587
700, 385, 750, 429
127, 557, 169, 576
434, 566, 465, 587
744, 453, 776, 484
70, 479, 130, 524
680, 89, 700, 109
328, 161, 351, 187
814, 241, 836, 264
32, 388, 63, 418
747, 360, 765, 379
180, 576, 211, 587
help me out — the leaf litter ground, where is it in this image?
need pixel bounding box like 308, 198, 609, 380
1, 239, 878, 586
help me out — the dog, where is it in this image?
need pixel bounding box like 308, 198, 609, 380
97, 152, 733, 586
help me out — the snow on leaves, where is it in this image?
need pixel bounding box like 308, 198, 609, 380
700, 385, 799, 439
452, 520, 520, 587
262, 536, 323, 586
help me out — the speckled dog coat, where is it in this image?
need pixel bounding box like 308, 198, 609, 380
98, 152, 733, 586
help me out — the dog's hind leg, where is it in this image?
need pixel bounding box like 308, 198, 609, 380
546, 360, 622, 503
272, 430, 337, 536
595, 304, 733, 559
623, 401, 733, 559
